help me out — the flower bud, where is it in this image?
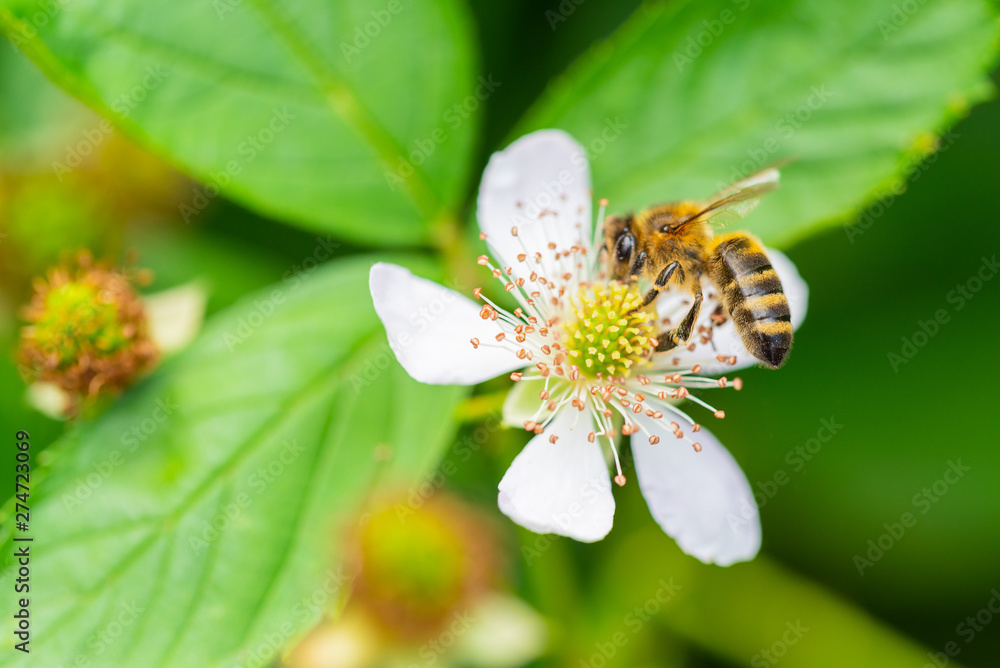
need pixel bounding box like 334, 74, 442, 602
18, 252, 158, 404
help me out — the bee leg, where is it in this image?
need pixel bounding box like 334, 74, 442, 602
628, 250, 648, 279
632, 261, 682, 312
674, 283, 704, 343
654, 283, 703, 353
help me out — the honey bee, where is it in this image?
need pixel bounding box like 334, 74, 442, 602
602, 168, 792, 368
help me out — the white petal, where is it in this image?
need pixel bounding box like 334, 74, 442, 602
143, 281, 207, 355
25, 382, 72, 420
369, 263, 521, 385
656, 248, 808, 373
285, 612, 378, 668
771, 248, 808, 332
453, 594, 548, 668
477, 129, 593, 275
501, 377, 566, 428
632, 416, 760, 565
498, 407, 614, 542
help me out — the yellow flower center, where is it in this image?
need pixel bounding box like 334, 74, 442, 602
563, 282, 655, 380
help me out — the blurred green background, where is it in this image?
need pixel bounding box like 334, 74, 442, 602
1, 0, 999, 666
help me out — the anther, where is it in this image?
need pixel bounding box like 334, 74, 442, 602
614, 474, 626, 486
691, 364, 702, 374
714, 410, 725, 419
477, 255, 489, 265
718, 377, 727, 388
510, 372, 522, 381
473, 287, 483, 299
549, 435, 558, 443
496, 333, 505, 342
649, 435, 660, 445
733, 377, 743, 391
692, 442, 703, 452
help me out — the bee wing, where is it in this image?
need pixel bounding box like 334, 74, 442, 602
682, 168, 780, 229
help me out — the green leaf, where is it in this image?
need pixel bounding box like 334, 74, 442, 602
0, 42, 91, 167
0, 0, 478, 246
588, 527, 951, 668
517, 0, 999, 248
0, 257, 465, 666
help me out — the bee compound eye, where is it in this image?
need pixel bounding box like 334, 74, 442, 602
615, 234, 634, 263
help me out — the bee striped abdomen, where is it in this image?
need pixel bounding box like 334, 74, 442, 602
709, 233, 792, 368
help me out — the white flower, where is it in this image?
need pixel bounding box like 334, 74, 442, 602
369, 130, 808, 565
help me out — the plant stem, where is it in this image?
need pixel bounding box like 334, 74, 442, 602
454, 390, 508, 423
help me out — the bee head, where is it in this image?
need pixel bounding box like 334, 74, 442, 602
649, 209, 683, 234
602, 213, 636, 281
